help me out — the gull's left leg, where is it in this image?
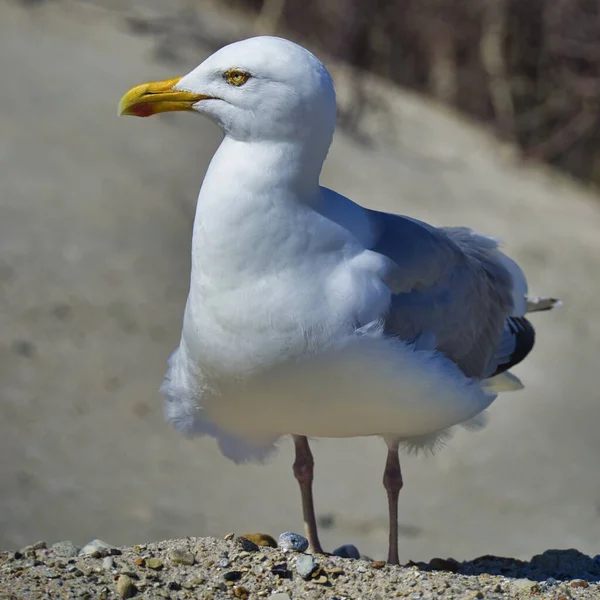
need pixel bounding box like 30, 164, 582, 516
292, 435, 324, 554
383, 438, 403, 564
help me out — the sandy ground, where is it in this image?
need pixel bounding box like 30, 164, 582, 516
1, 537, 600, 600
1, 0, 599, 564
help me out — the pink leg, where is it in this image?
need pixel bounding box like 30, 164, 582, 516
292, 435, 324, 554
383, 440, 403, 564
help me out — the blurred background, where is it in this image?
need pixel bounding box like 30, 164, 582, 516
1, 0, 599, 562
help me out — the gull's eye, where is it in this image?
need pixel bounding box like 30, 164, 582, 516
224, 69, 250, 87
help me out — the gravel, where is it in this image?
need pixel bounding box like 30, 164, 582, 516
1, 536, 599, 599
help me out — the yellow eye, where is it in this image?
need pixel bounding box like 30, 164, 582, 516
224, 69, 250, 86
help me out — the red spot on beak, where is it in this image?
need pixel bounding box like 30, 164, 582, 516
130, 103, 155, 117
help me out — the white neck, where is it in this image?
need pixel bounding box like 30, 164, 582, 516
189, 135, 329, 285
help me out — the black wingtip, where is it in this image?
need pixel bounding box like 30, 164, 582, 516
493, 316, 536, 376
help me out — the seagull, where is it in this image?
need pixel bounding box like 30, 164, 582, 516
118, 36, 559, 564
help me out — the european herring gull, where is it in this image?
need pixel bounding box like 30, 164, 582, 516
118, 36, 559, 563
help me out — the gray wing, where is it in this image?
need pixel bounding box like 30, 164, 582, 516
368, 211, 516, 378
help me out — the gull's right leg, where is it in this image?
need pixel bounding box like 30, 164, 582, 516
383, 438, 403, 565
292, 435, 324, 554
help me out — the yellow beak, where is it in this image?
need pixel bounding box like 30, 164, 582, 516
118, 77, 211, 117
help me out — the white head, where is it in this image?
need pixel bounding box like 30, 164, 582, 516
119, 36, 337, 146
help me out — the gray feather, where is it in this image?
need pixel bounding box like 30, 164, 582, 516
367, 212, 515, 378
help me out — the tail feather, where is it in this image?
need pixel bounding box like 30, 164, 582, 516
526, 296, 562, 313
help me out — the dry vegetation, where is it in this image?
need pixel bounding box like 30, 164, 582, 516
225, 0, 600, 185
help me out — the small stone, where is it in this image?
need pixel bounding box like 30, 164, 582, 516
295, 555, 317, 580
182, 577, 205, 589
52, 541, 80, 558
570, 579, 589, 588
269, 594, 292, 600
116, 574, 136, 598
278, 532, 309, 553
271, 563, 292, 579
312, 574, 328, 584
19, 541, 46, 558
460, 592, 483, 600
80, 539, 119, 558
236, 537, 260, 552
168, 548, 195, 566
145, 558, 164, 570
102, 557, 115, 570
223, 570, 243, 582
511, 579, 539, 594
327, 567, 344, 577
332, 544, 361, 559
119, 569, 139, 579
241, 533, 278, 548
44, 568, 60, 579
371, 560, 386, 569
224, 532, 235, 541
233, 585, 250, 599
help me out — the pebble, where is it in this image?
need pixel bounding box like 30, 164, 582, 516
277, 532, 309, 553
19, 541, 46, 558
102, 557, 115, 570
43, 568, 60, 579
237, 537, 260, 552
52, 541, 80, 558
333, 544, 361, 559
233, 585, 250, 598
241, 533, 278, 548
116, 574, 136, 598
223, 570, 243, 582
80, 539, 119, 558
295, 555, 318, 580
182, 576, 205, 589
271, 562, 292, 579
511, 578, 540, 594
168, 548, 195, 566
269, 594, 292, 600
145, 558, 164, 570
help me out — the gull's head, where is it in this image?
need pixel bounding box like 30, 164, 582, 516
119, 36, 336, 143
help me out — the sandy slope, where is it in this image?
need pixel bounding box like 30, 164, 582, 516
0, 0, 599, 562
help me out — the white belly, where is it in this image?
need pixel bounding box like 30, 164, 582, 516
164, 330, 497, 448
